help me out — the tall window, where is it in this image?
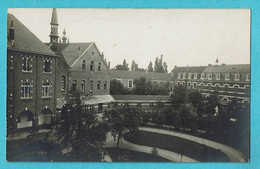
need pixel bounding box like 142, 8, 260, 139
207, 83, 211, 90
194, 83, 197, 89
82, 60, 86, 71
128, 80, 133, 88
104, 81, 107, 91
208, 73, 212, 80
225, 73, 230, 80
187, 82, 191, 89
98, 62, 101, 72
89, 80, 93, 91
194, 73, 197, 79
235, 74, 240, 81
245, 86, 250, 95
97, 81, 101, 91
234, 85, 239, 93
22, 56, 32, 72
72, 80, 77, 90
81, 80, 85, 92
10, 56, 14, 69
90, 61, 94, 71
246, 74, 250, 81
216, 73, 220, 80
42, 81, 52, 98
201, 73, 205, 79
43, 60, 51, 73
223, 84, 229, 92
61, 76, 66, 91
21, 81, 32, 99
188, 73, 192, 79
215, 84, 220, 92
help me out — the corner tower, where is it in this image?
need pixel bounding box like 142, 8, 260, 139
49, 8, 59, 43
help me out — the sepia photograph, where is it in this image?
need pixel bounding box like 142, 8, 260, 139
6, 8, 250, 162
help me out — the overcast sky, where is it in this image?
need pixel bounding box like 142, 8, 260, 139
8, 8, 250, 71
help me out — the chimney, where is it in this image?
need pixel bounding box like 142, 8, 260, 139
9, 20, 15, 46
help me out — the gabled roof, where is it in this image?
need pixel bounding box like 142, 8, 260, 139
7, 13, 56, 56
111, 69, 173, 81
203, 64, 250, 73
171, 66, 207, 74
60, 42, 93, 66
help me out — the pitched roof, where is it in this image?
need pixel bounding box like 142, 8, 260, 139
203, 64, 250, 73
111, 69, 173, 81
52, 42, 93, 66
171, 66, 207, 73
7, 13, 56, 56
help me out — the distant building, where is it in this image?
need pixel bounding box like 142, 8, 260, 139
7, 14, 60, 132
111, 69, 174, 90
171, 62, 250, 104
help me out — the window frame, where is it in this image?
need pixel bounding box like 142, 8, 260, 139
42, 81, 52, 98
216, 73, 220, 80
82, 60, 86, 71
235, 73, 240, 81
81, 80, 85, 92
61, 75, 66, 91
22, 56, 32, 73
21, 80, 33, 99
128, 79, 133, 88
97, 80, 101, 91
225, 73, 230, 81
43, 59, 52, 74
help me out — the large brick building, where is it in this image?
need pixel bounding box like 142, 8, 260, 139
171, 62, 250, 104
45, 9, 113, 113
7, 13, 61, 132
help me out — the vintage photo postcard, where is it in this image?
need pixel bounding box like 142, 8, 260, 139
6, 8, 250, 162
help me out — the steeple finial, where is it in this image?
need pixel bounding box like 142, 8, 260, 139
62, 28, 67, 43
215, 57, 219, 66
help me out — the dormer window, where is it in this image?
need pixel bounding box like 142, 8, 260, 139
216, 73, 220, 80
201, 73, 205, 79
207, 73, 212, 80
82, 60, 86, 71
178, 73, 181, 79
225, 73, 230, 80
246, 74, 250, 81
235, 73, 240, 81
90, 61, 94, 71
194, 73, 197, 79
188, 73, 192, 79
98, 62, 101, 72
183, 73, 186, 79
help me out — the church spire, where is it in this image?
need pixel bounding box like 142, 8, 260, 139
49, 8, 59, 43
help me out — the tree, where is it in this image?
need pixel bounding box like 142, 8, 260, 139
154, 57, 159, 72
132, 77, 148, 95
187, 91, 204, 116
163, 61, 168, 73
204, 94, 220, 116
131, 60, 138, 71
227, 98, 241, 119
104, 107, 142, 147
110, 79, 129, 95
170, 84, 187, 109
48, 89, 105, 161
115, 59, 129, 70
148, 61, 153, 72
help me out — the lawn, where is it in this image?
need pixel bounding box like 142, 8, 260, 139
106, 148, 171, 162
124, 131, 229, 162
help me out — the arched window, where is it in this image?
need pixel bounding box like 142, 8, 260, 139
90, 61, 94, 71
98, 62, 101, 72
223, 84, 229, 92
61, 76, 66, 91
82, 60, 86, 71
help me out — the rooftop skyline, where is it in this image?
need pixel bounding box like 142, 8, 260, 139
8, 8, 250, 71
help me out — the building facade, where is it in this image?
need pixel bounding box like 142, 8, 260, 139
7, 14, 60, 132
171, 63, 250, 104
111, 69, 174, 91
